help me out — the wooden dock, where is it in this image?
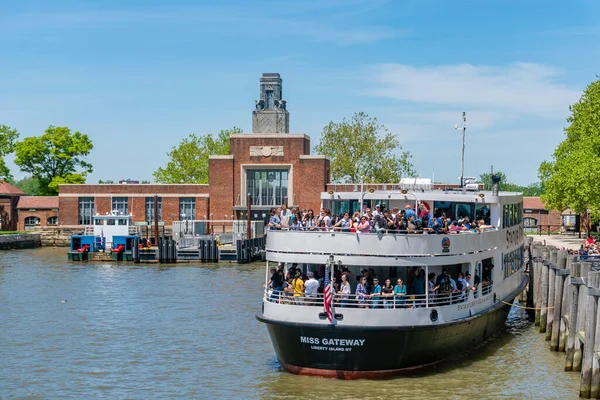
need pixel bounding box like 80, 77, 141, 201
526, 240, 600, 398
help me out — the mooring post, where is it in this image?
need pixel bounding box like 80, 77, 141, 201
574, 262, 593, 372
532, 245, 542, 326
546, 248, 558, 340
558, 254, 574, 352
550, 251, 567, 350
566, 261, 582, 371
540, 247, 550, 333
580, 271, 600, 398
591, 272, 600, 399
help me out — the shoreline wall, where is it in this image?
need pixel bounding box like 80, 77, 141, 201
0, 233, 42, 250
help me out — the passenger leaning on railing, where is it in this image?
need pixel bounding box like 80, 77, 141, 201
338, 273, 351, 307
304, 272, 320, 304
268, 208, 281, 230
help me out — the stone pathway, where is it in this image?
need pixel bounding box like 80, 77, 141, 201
528, 234, 584, 250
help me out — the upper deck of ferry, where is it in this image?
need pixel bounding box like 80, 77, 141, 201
266, 185, 525, 266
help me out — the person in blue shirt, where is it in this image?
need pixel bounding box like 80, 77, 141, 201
369, 277, 382, 308
268, 209, 281, 230
405, 204, 417, 221
393, 278, 407, 308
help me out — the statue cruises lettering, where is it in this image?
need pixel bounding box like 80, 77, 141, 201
256, 184, 527, 379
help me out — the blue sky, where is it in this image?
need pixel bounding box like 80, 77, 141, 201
1, 0, 598, 186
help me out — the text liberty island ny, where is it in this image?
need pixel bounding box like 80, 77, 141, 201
1, 1, 600, 399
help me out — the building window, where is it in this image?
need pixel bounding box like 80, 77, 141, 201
246, 169, 289, 206
266, 90, 273, 109
524, 217, 537, 233
179, 198, 196, 220
24, 216, 40, 230
112, 197, 128, 215
78, 197, 95, 225
47, 216, 58, 226
145, 197, 162, 223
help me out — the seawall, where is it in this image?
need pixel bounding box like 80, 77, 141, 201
0, 233, 42, 250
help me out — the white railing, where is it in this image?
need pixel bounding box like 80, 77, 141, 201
263, 288, 482, 309
266, 226, 498, 235
173, 220, 265, 240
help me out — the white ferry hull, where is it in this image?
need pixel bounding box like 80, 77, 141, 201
256, 279, 526, 379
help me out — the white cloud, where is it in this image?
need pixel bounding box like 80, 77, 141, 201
370, 62, 580, 118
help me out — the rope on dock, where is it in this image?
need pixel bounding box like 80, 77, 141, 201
500, 299, 554, 310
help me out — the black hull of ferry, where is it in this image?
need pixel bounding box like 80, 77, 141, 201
256, 294, 518, 379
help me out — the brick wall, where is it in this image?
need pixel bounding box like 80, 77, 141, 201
523, 210, 563, 233
295, 156, 330, 211
229, 134, 311, 207
17, 209, 59, 231
208, 156, 234, 219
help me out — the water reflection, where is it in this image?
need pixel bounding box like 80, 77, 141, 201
0, 248, 581, 399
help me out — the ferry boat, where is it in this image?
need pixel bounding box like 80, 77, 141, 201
256, 181, 526, 379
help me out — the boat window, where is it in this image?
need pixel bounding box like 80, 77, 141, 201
503, 246, 524, 279
107, 219, 116, 226
94, 219, 103, 226
454, 203, 473, 220
118, 219, 128, 226
475, 204, 491, 225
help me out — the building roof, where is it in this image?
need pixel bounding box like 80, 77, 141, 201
0, 181, 25, 196
523, 196, 546, 210
17, 196, 59, 209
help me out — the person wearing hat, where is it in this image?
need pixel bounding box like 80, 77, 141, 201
372, 204, 382, 217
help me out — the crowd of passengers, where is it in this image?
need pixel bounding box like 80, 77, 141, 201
265, 263, 495, 307
268, 203, 494, 234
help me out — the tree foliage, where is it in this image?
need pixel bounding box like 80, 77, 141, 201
314, 112, 416, 183
98, 179, 115, 184
14, 126, 93, 195
0, 125, 20, 180
539, 77, 600, 221
11, 176, 40, 195
479, 171, 544, 196
153, 127, 241, 184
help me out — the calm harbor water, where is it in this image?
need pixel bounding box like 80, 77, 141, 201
0, 248, 580, 399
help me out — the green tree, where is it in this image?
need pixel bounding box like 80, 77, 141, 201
0, 125, 20, 180
98, 179, 115, 184
153, 127, 241, 184
479, 171, 544, 196
314, 112, 416, 183
539, 77, 600, 230
14, 126, 93, 195
11, 176, 40, 195
479, 172, 508, 191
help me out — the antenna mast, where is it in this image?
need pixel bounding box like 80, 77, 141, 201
460, 112, 466, 187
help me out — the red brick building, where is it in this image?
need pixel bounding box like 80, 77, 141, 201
0, 181, 25, 231
523, 196, 563, 233
57, 73, 330, 226
16, 196, 59, 230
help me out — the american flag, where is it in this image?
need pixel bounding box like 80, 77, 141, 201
323, 265, 333, 322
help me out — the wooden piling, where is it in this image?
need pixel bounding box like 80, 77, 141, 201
546, 248, 558, 340
566, 261, 582, 371
558, 254, 573, 352
532, 246, 542, 326
574, 262, 593, 372
580, 271, 600, 398
591, 274, 600, 399
540, 247, 550, 333
550, 250, 567, 351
